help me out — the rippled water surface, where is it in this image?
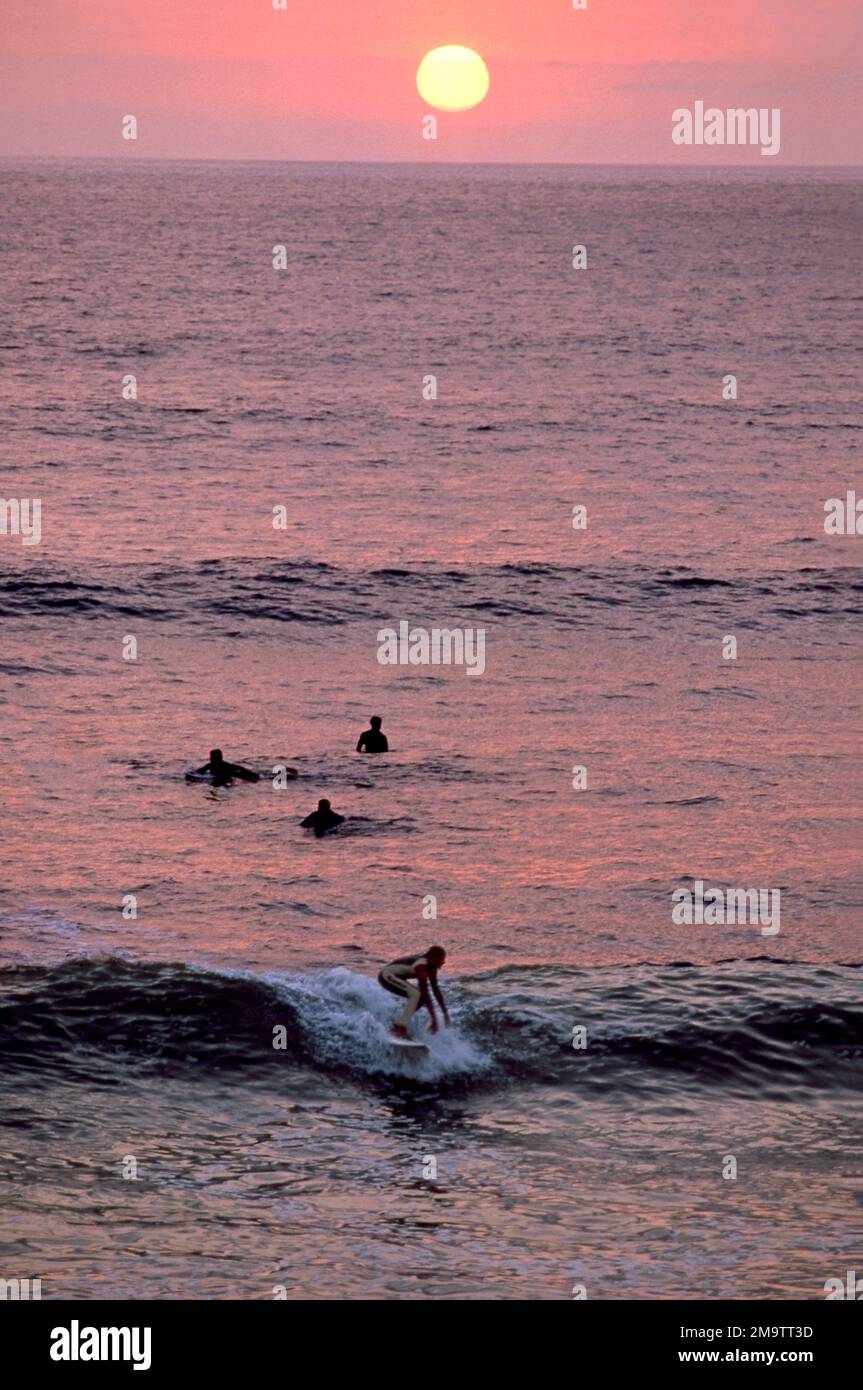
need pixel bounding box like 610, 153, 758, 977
0, 162, 861, 1298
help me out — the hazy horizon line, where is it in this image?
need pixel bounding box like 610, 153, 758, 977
1, 154, 860, 171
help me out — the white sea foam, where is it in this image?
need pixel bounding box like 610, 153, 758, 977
265, 966, 492, 1080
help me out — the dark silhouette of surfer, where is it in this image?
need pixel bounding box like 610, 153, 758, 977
356, 716, 388, 753
190, 749, 260, 785
378, 946, 449, 1037
301, 798, 345, 836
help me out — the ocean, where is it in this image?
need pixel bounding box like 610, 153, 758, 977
0, 160, 861, 1299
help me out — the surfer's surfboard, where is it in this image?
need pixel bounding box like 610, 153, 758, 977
388, 1037, 428, 1053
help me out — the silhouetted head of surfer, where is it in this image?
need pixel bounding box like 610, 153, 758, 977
427, 946, 446, 967
318, 798, 331, 811
209, 749, 224, 768
370, 716, 382, 731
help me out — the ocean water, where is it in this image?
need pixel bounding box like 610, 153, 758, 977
0, 161, 861, 1300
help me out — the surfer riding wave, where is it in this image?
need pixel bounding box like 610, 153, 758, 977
378, 946, 449, 1038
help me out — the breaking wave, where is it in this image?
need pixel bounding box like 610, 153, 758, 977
1, 956, 860, 1098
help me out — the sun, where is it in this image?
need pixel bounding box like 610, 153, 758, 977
417, 46, 490, 113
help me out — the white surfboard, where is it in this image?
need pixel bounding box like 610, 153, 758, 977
388, 1036, 428, 1053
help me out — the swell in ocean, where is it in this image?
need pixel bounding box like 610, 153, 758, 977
2, 956, 860, 1098
1, 559, 862, 634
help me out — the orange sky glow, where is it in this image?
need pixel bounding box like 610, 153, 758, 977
2, 0, 861, 162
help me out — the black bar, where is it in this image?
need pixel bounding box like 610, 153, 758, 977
5, 1297, 858, 1377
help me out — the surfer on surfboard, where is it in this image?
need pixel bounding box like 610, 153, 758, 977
189, 749, 261, 785
378, 947, 449, 1039
300, 798, 345, 836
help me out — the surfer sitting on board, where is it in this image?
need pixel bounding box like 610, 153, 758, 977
378, 947, 449, 1038
190, 749, 260, 785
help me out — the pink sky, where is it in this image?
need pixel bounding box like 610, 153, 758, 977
2, 0, 861, 163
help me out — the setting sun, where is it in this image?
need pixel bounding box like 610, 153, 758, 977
416, 45, 490, 112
